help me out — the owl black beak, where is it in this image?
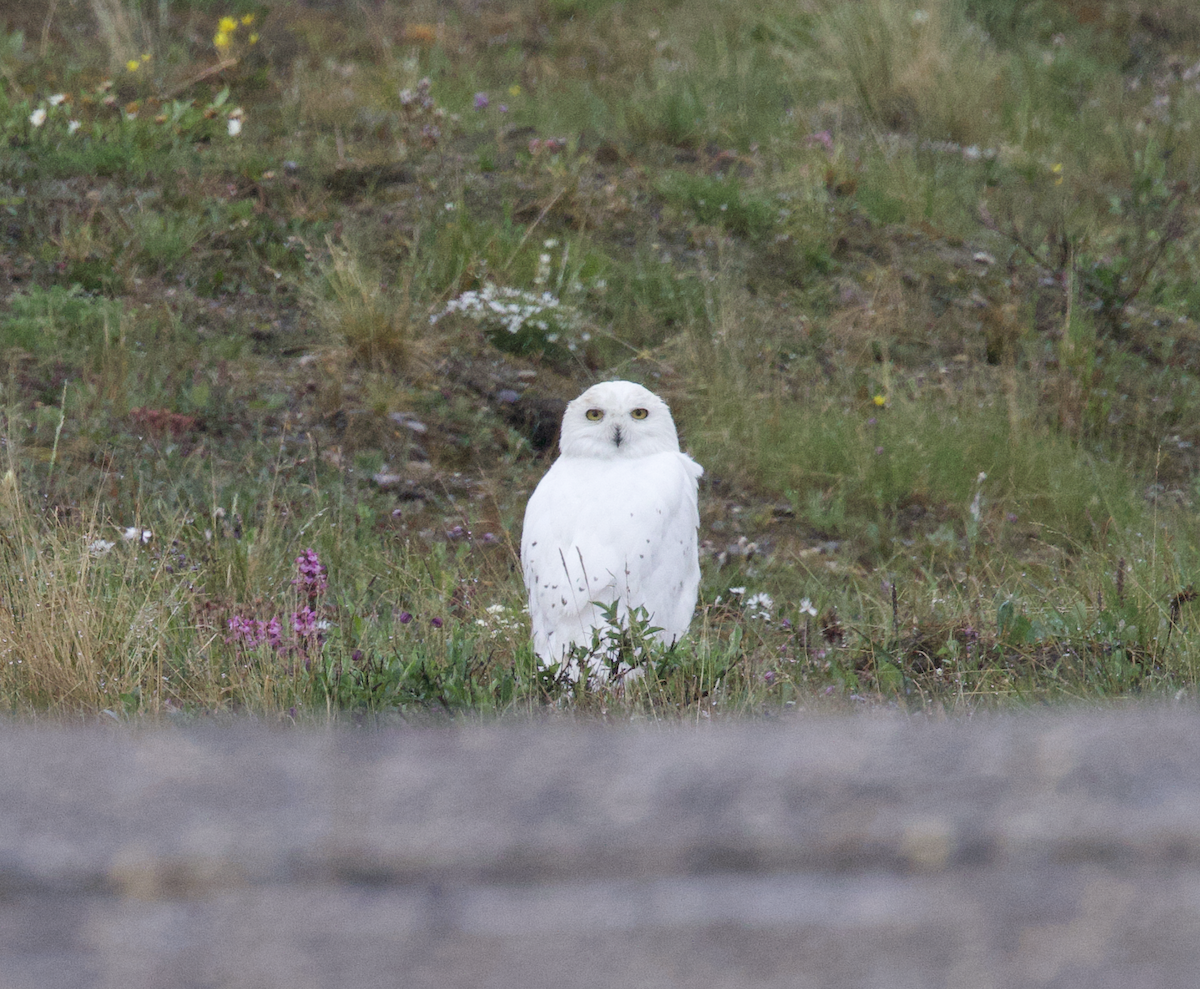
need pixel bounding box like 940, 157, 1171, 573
611, 425, 624, 448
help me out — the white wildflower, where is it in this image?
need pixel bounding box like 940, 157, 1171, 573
68, 119, 81, 134
745, 592, 774, 619
29, 108, 46, 127
429, 282, 583, 348
799, 598, 818, 617
476, 603, 522, 639
48, 93, 66, 106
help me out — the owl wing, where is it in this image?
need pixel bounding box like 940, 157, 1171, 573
521, 452, 703, 664
624, 452, 703, 644
522, 458, 624, 663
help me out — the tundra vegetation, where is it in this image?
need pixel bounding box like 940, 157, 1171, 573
0, 0, 1199, 720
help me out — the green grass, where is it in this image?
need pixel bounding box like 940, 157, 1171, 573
0, 0, 1198, 720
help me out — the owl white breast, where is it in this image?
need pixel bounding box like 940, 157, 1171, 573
520, 380, 704, 681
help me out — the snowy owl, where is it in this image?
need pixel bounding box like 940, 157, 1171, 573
520, 380, 704, 681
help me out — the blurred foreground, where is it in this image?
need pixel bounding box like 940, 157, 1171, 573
3, 708, 1199, 988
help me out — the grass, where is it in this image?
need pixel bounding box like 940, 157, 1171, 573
0, 0, 1198, 721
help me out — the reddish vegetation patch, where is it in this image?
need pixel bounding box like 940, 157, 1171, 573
130, 407, 199, 438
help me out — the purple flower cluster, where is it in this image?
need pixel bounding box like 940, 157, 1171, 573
293, 548, 328, 599
228, 550, 331, 655
473, 92, 508, 113
226, 615, 283, 649
444, 525, 500, 544
292, 606, 320, 639
292, 550, 329, 649
806, 130, 834, 154
397, 610, 443, 628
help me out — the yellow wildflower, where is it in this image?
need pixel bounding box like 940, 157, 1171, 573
219, 16, 238, 33
214, 31, 231, 49
873, 394, 887, 407
508, 84, 521, 97
249, 32, 259, 44
126, 59, 140, 72
241, 13, 255, 25
141, 52, 151, 62
1051, 162, 1064, 186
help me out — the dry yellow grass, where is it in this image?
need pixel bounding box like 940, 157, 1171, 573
800, 0, 1005, 145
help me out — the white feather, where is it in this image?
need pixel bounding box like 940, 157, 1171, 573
521, 381, 703, 681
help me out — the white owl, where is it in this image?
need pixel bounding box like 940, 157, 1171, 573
520, 380, 704, 682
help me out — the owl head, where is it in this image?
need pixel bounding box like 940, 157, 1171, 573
558, 380, 681, 460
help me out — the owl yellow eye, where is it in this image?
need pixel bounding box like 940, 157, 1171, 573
630, 408, 649, 420
585, 408, 604, 421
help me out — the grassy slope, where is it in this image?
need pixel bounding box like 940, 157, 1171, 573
0, 0, 1198, 719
